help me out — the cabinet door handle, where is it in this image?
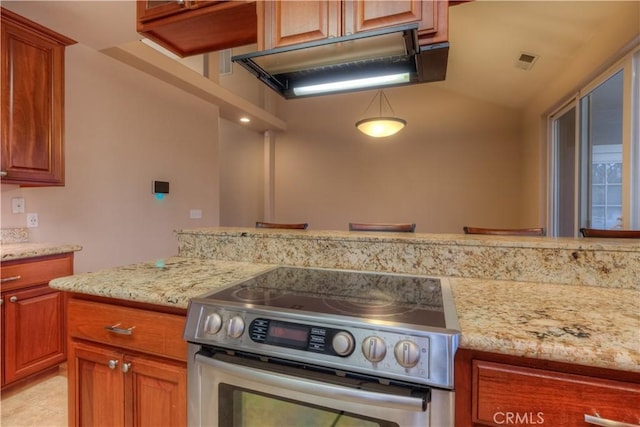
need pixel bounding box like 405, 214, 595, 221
0, 171, 7, 177
584, 414, 640, 427
1, 275, 21, 283
104, 323, 135, 335
9, 296, 18, 303
108, 359, 119, 370
121, 363, 132, 373
0, 298, 3, 305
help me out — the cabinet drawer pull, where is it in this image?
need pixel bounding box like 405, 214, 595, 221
1, 275, 21, 283
584, 414, 639, 427
104, 323, 135, 335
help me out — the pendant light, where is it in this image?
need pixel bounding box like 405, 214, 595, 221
355, 90, 406, 138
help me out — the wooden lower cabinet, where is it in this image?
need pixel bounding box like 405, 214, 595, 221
455, 348, 640, 426
67, 297, 187, 427
1, 253, 73, 389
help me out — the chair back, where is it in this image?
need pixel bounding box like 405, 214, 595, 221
579, 228, 640, 238
463, 226, 546, 236
256, 222, 308, 230
349, 223, 416, 232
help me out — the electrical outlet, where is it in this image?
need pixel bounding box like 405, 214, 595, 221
27, 213, 38, 228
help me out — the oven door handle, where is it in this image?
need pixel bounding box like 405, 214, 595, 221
195, 353, 427, 412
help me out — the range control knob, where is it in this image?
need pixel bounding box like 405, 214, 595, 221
362, 336, 387, 363
226, 315, 245, 338
394, 340, 420, 368
332, 331, 355, 356
203, 312, 223, 335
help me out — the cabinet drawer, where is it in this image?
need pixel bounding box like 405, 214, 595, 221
68, 299, 187, 362
1, 254, 73, 292
473, 360, 640, 426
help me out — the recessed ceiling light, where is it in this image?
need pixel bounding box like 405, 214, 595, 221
240, 117, 250, 123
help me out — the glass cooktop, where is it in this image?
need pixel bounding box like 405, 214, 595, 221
205, 267, 446, 328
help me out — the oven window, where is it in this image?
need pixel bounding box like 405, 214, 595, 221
218, 384, 399, 427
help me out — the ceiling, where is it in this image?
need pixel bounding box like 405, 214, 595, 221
1, 1, 632, 110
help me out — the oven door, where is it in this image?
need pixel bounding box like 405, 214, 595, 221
188, 346, 454, 427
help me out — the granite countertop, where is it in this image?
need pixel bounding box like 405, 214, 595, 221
177, 227, 640, 252
1, 242, 83, 262
49, 256, 639, 373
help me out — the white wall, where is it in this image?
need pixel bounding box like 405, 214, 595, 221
272, 84, 524, 233
1, 44, 220, 273
219, 119, 265, 226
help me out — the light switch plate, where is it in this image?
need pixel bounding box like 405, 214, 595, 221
11, 197, 25, 214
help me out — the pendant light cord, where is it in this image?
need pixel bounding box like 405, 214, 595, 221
359, 90, 397, 119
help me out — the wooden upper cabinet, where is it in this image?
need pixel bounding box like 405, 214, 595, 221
0, 8, 76, 186
260, 0, 448, 50
137, 0, 191, 22
261, 0, 341, 49
136, 0, 258, 57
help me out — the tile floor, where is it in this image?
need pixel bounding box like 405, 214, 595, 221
1, 365, 67, 427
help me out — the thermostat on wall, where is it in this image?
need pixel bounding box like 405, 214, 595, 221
152, 180, 169, 195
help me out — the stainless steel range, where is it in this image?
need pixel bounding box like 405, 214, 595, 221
184, 266, 460, 427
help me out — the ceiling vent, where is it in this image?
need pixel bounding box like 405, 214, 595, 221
516, 52, 539, 71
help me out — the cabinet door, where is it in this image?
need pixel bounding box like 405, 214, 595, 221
345, 0, 429, 34
473, 360, 640, 426
137, 0, 189, 22
0, 10, 74, 186
124, 353, 187, 427
69, 342, 125, 427
2, 285, 66, 384
262, 0, 341, 49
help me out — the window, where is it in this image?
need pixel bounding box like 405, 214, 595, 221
549, 48, 639, 236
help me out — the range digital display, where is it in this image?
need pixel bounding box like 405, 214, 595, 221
266, 321, 310, 349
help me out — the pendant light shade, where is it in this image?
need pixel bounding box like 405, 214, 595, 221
355, 90, 406, 138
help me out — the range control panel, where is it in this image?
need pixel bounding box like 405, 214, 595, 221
182, 304, 459, 388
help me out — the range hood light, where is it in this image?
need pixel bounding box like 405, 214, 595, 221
293, 73, 410, 97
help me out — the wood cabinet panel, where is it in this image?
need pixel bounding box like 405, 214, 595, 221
261, 0, 448, 50
67, 297, 187, 427
347, 0, 429, 34
0, 8, 75, 186
1, 252, 73, 389
125, 353, 187, 426
137, 0, 190, 22
455, 348, 640, 427
1, 253, 73, 292
2, 286, 66, 384
67, 299, 187, 361
473, 360, 640, 426
71, 342, 126, 427
265, 0, 341, 48
136, 0, 257, 57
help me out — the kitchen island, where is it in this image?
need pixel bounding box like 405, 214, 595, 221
50, 255, 638, 373
49, 228, 639, 426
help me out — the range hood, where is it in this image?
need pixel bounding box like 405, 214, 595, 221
232, 24, 448, 99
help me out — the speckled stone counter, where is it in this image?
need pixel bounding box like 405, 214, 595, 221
176, 228, 640, 290
49, 257, 277, 308
450, 277, 639, 372
49, 255, 639, 373
1, 242, 83, 261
